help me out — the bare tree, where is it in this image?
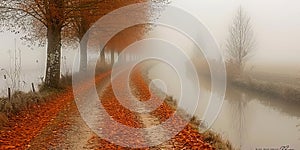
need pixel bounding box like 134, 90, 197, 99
226, 7, 255, 74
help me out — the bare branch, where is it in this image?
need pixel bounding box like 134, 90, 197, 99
226, 6, 255, 72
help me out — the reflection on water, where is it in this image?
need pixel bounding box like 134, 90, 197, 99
226, 89, 248, 148
148, 62, 300, 149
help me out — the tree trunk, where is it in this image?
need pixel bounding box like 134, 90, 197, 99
79, 32, 89, 72
111, 50, 114, 64
117, 51, 120, 62
100, 48, 105, 65
79, 14, 89, 73
45, 25, 62, 88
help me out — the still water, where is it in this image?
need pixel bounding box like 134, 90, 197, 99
148, 62, 300, 149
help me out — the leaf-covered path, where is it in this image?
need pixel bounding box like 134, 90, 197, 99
0, 69, 214, 150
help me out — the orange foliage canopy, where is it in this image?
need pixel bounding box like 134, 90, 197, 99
73, 0, 153, 52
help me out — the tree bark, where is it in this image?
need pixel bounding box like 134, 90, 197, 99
100, 48, 106, 65
45, 24, 62, 88
79, 32, 89, 72
111, 49, 114, 64
117, 51, 120, 62
79, 12, 89, 73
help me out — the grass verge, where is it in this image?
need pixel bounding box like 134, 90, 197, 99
230, 76, 300, 104
140, 63, 234, 150
0, 75, 72, 129
165, 96, 234, 150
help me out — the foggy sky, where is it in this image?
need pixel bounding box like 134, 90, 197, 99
172, 0, 300, 74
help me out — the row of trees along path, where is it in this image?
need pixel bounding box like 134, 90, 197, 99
0, 0, 168, 88
0, 68, 214, 149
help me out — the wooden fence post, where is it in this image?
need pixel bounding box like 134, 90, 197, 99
32, 83, 36, 92
8, 88, 11, 102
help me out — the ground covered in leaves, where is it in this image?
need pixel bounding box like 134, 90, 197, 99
0, 68, 221, 149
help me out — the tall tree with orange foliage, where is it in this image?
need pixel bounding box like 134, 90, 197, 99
0, 0, 102, 88
0, 0, 169, 87
71, 0, 169, 71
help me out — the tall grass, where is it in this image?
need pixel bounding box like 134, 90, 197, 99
1, 41, 23, 95
0, 40, 75, 128
230, 76, 300, 103
141, 62, 234, 150
0, 74, 72, 129
0, 91, 46, 129
223, 62, 300, 103
165, 96, 234, 150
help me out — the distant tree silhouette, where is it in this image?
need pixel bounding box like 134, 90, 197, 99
226, 7, 255, 74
